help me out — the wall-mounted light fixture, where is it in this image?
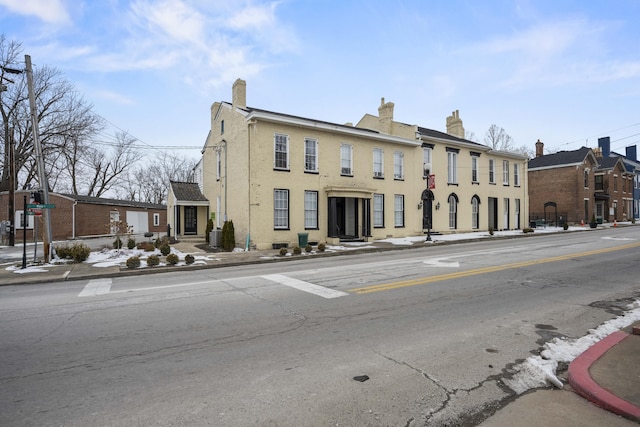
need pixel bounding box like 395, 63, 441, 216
417, 201, 423, 209
435, 202, 440, 210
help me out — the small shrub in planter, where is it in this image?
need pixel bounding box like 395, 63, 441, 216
317, 242, 326, 252
70, 242, 91, 262
184, 254, 195, 265
126, 256, 141, 269
305, 244, 312, 253
279, 247, 288, 256
160, 243, 171, 256
55, 245, 72, 259
293, 246, 302, 255
147, 254, 160, 267
166, 253, 179, 265
563, 222, 569, 230
113, 237, 123, 249
127, 237, 136, 249
488, 227, 494, 236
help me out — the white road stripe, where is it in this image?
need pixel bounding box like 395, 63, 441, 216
79, 279, 112, 297
261, 274, 348, 299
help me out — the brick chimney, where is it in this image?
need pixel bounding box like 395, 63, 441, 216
446, 110, 465, 138
232, 78, 246, 109
535, 139, 544, 157
378, 98, 394, 135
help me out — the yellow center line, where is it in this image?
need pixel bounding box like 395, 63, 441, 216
350, 242, 640, 295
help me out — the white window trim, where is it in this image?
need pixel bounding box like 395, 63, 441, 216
471, 156, 479, 183
274, 189, 289, 229
304, 190, 318, 229
153, 213, 160, 227
274, 133, 290, 170
423, 147, 432, 177
373, 148, 384, 178
304, 138, 318, 172
341, 143, 353, 176
394, 151, 404, 180
394, 194, 404, 227
447, 152, 458, 184
502, 160, 510, 185
489, 159, 496, 184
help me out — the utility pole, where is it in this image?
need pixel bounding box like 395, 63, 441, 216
25, 55, 53, 262
8, 128, 15, 246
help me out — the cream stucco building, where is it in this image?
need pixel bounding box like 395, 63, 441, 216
168, 79, 528, 249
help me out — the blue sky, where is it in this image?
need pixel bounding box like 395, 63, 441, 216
1, 0, 639, 160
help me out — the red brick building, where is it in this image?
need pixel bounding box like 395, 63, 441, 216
0, 192, 166, 243
528, 140, 633, 225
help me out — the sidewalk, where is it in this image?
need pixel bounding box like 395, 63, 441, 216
1, 231, 639, 425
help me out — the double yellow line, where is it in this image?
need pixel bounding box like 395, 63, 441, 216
350, 242, 640, 295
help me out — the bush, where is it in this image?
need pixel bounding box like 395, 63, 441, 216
166, 253, 179, 265
488, 227, 494, 236
126, 256, 141, 269
113, 237, 123, 249
184, 254, 195, 265
523, 228, 534, 233
279, 247, 288, 256
221, 220, 236, 251
55, 244, 72, 259
305, 244, 312, 253
205, 218, 214, 243
293, 246, 302, 255
317, 242, 326, 252
563, 222, 569, 230
70, 242, 91, 262
137, 242, 155, 251
160, 243, 171, 256
127, 237, 136, 249
146, 254, 160, 267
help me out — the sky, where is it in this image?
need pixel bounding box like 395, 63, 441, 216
1, 0, 639, 161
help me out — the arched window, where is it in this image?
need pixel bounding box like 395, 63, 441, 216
448, 193, 459, 229
471, 195, 481, 229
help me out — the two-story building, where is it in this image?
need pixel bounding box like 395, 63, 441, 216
169, 79, 528, 250
600, 136, 640, 221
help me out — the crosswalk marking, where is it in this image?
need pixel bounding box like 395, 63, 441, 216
79, 279, 112, 297
261, 274, 348, 299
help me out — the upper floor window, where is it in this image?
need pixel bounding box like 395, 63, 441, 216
514, 163, 520, 186
304, 138, 318, 172
274, 133, 289, 170
447, 151, 458, 184
471, 155, 479, 183
502, 160, 510, 185
595, 174, 604, 191
221, 120, 224, 135
584, 170, 589, 188
489, 159, 496, 184
614, 175, 618, 192
341, 143, 353, 176
394, 151, 404, 180
423, 147, 432, 177
373, 148, 384, 178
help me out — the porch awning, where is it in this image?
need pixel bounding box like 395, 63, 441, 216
324, 186, 377, 199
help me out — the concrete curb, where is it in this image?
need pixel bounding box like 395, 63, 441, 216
568, 331, 640, 422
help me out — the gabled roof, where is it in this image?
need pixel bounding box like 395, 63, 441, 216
528, 146, 593, 170
597, 156, 626, 171
170, 181, 208, 203
58, 193, 165, 209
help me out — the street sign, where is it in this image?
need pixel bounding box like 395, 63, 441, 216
27, 209, 42, 216
27, 203, 55, 209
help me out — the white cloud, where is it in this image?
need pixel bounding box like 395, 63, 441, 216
130, 0, 205, 45
0, 0, 70, 24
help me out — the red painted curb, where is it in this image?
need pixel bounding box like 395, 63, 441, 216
568, 331, 640, 421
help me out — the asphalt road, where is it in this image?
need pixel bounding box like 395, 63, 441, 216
1, 228, 639, 426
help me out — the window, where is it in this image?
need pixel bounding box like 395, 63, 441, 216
221, 120, 224, 135
423, 147, 432, 177
153, 213, 160, 227
216, 150, 221, 181
447, 151, 458, 184
304, 138, 318, 172
16, 210, 34, 229
489, 159, 496, 184
514, 163, 520, 186
373, 148, 384, 178
394, 195, 404, 227
274, 189, 289, 229
304, 191, 318, 229
471, 155, 479, 183
374, 194, 384, 227
471, 196, 480, 229
584, 170, 589, 188
341, 144, 353, 175
394, 151, 404, 180
448, 194, 458, 229
595, 174, 604, 191
614, 175, 618, 192
515, 199, 521, 229
502, 160, 509, 185
274, 134, 289, 170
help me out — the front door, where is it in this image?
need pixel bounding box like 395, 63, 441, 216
328, 197, 359, 239
184, 206, 197, 234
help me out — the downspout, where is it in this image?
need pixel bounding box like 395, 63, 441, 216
72, 200, 77, 239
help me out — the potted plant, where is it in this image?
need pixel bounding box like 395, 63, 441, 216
589, 215, 597, 228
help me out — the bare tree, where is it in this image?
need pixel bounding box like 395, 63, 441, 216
0, 35, 103, 191
484, 124, 514, 152
119, 152, 196, 204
